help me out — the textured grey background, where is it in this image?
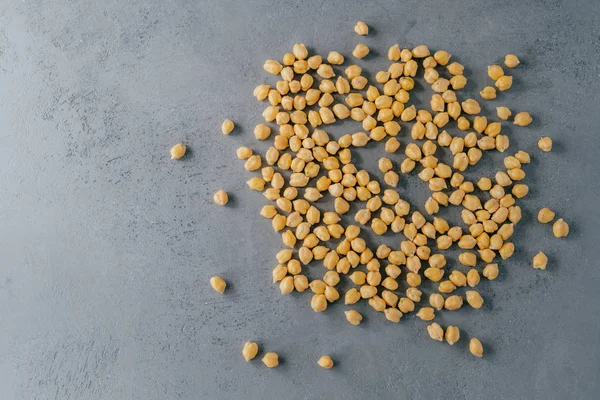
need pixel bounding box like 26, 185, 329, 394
1, 0, 599, 399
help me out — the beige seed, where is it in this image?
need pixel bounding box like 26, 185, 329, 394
398, 297, 415, 313
445, 326, 460, 345
530, 251, 549, 270
311, 294, 327, 312
345, 310, 363, 325
495, 75, 513, 91
416, 307, 435, 321
264, 60, 283, 75
469, 338, 483, 358
221, 119, 234, 135
354, 21, 369, 36
242, 341, 259, 361
467, 269, 480, 287
429, 293, 445, 310
384, 308, 403, 323
318, 355, 334, 369
553, 218, 569, 238
210, 276, 226, 294
483, 263, 499, 280
466, 290, 484, 309
496, 106, 512, 120
353, 44, 370, 59
513, 112, 532, 126
504, 54, 520, 68
262, 352, 279, 368
480, 86, 497, 100
538, 208, 555, 223
488, 65, 504, 80
170, 143, 186, 159
213, 190, 228, 206
427, 323, 444, 341
444, 295, 463, 311
538, 137, 553, 152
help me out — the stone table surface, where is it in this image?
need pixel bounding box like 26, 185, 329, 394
1, 0, 599, 399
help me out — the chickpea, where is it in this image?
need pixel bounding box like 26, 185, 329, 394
469, 338, 483, 357
553, 218, 569, 238
538, 137, 552, 152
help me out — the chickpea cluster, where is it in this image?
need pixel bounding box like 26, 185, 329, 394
197, 21, 571, 363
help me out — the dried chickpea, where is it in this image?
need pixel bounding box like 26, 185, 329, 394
427, 323, 444, 341
210, 276, 226, 294
504, 54, 520, 68
213, 190, 229, 206
262, 352, 279, 368
466, 290, 484, 309
385, 308, 403, 323
416, 307, 435, 321
480, 86, 496, 100
445, 326, 460, 345
469, 338, 483, 358
483, 263, 499, 280
444, 295, 463, 311
311, 294, 327, 312
242, 341, 259, 361
354, 21, 369, 35
398, 297, 415, 313
318, 356, 334, 369
532, 251, 548, 270
345, 310, 363, 325
495, 75, 513, 91
429, 293, 445, 310
353, 44, 370, 59
553, 219, 569, 238
170, 143, 186, 159
538, 137, 552, 152
513, 112, 532, 126
467, 269, 480, 287
496, 106, 511, 120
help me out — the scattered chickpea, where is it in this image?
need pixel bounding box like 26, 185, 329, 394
495, 75, 513, 91
354, 21, 369, 36
427, 323, 444, 341
538, 208, 555, 223
553, 218, 569, 238
210, 276, 226, 294
533, 252, 548, 270
345, 310, 363, 325
504, 54, 520, 68
469, 338, 483, 358
221, 119, 235, 135
170, 143, 186, 159
353, 44, 370, 59
213, 190, 229, 206
496, 106, 511, 120
242, 342, 259, 361
318, 355, 334, 369
514, 112, 532, 126
538, 137, 553, 152
262, 352, 279, 368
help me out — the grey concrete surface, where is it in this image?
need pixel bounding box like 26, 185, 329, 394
1, 0, 599, 399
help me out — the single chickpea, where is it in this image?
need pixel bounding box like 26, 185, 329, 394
318, 355, 334, 369
538, 137, 553, 152
262, 352, 279, 368
354, 21, 369, 36
553, 218, 569, 238
469, 338, 483, 358
504, 54, 520, 68
210, 276, 226, 294
170, 143, 186, 159
533, 252, 548, 270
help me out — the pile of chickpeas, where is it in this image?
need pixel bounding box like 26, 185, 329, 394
171, 21, 572, 365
